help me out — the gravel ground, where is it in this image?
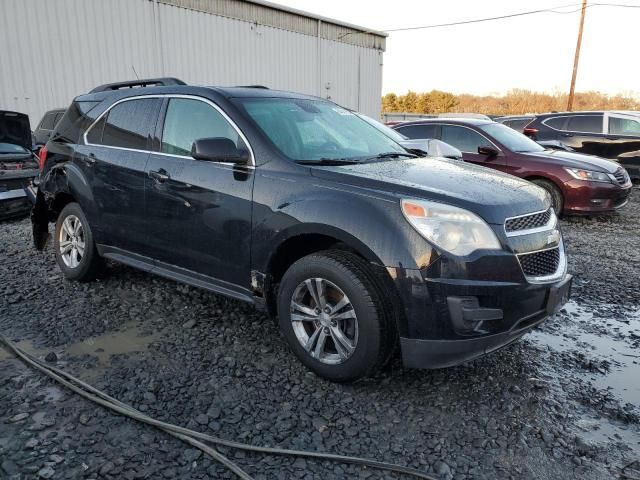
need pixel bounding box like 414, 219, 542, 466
1, 193, 639, 480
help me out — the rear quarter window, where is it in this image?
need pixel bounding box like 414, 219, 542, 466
52, 101, 101, 144
542, 117, 567, 130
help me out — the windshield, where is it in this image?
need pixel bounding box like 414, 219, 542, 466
479, 123, 545, 153
234, 98, 406, 161
356, 113, 408, 142
0, 142, 29, 154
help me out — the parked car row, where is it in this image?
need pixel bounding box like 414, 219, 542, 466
496, 111, 640, 181
30, 78, 572, 382
392, 118, 633, 215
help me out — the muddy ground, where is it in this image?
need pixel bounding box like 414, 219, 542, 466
1, 193, 639, 480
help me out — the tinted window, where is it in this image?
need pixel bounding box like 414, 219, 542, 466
441, 125, 491, 153
395, 124, 438, 140
161, 99, 243, 156
86, 116, 106, 144
503, 118, 532, 131
544, 117, 567, 130
53, 112, 65, 127
609, 116, 640, 136
39, 113, 57, 130
96, 99, 161, 149
566, 115, 603, 133
54, 101, 100, 143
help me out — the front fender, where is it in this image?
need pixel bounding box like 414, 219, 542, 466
252, 183, 436, 273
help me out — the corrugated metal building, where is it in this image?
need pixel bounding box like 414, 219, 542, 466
0, 0, 386, 126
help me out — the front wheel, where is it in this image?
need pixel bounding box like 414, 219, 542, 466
277, 250, 395, 382
532, 179, 564, 216
54, 202, 104, 281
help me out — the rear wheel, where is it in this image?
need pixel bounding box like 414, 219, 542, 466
277, 250, 395, 382
532, 179, 564, 216
54, 203, 103, 281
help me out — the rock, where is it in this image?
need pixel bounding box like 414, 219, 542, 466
44, 352, 58, 363
37, 466, 55, 479
79, 414, 91, 425
49, 454, 64, 464
182, 320, 196, 329
24, 438, 39, 449
435, 460, 452, 477
9, 413, 29, 423
99, 461, 115, 476
195, 414, 209, 425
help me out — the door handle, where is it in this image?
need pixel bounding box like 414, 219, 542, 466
83, 153, 96, 165
149, 169, 170, 183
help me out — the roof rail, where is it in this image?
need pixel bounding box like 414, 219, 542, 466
236, 85, 269, 89
89, 77, 186, 93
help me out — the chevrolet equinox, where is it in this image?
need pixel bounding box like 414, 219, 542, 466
32, 78, 572, 382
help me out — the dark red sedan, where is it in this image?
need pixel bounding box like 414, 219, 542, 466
393, 118, 633, 215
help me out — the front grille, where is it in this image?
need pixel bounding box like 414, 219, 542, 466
505, 209, 552, 233
613, 167, 630, 186
518, 248, 560, 277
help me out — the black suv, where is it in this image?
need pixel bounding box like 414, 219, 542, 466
33, 78, 571, 382
33, 108, 66, 149
523, 111, 640, 180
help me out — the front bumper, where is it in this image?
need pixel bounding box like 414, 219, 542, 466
395, 271, 572, 369
563, 179, 632, 214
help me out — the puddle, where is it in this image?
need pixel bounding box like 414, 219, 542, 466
0, 338, 43, 361
63, 323, 162, 364
574, 416, 640, 457
529, 300, 640, 408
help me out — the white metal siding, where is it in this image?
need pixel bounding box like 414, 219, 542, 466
0, 0, 383, 126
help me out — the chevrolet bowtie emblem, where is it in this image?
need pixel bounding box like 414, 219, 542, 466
547, 230, 561, 245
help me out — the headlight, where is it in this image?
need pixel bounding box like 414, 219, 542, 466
564, 167, 611, 183
401, 199, 501, 256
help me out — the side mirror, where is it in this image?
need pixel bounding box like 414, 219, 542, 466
191, 137, 250, 164
478, 145, 499, 157
427, 139, 463, 160
399, 139, 430, 155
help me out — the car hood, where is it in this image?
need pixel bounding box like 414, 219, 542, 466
527, 149, 620, 173
310, 157, 549, 225
0, 110, 32, 151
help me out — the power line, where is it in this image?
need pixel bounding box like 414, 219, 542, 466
374, 2, 640, 34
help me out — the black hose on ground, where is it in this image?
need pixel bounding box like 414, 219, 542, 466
0, 335, 440, 480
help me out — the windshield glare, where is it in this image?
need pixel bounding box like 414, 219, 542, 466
0, 142, 29, 154
235, 98, 406, 161
480, 123, 544, 153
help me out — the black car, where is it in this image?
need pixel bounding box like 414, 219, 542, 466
33, 108, 66, 149
495, 115, 535, 132
33, 78, 571, 382
0, 110, 39, 220
523, 111, 640, 180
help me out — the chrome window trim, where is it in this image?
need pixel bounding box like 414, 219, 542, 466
83, 94, 256, 167
516, 239, 567, 284
504, 208, 557, 237
541, 114, 605, 134
427, 122, 502, 154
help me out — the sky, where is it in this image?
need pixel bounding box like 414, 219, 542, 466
274, 0, 640, 97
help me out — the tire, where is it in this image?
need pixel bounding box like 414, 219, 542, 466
54, 202, 104, 281
277, 250, 395, 382
532, 179, 564, 216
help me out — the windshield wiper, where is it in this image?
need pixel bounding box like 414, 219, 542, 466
295, 158, 362, 166
370, 152, 418, 159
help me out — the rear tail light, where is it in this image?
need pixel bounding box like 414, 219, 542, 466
523, 127, 538, 137
38, 145, 48, 171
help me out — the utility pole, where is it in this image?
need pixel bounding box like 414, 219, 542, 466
567, 0, 588, 111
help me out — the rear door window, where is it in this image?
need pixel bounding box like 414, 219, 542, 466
39, 113, 57, 130
89, 98, 162, 150
440, 125, 491, 153
608, 116, 640, 136
395, 124, 438, 140
543, 117, 567, 130
565, 115, 603, 133
160, 98, 244, 156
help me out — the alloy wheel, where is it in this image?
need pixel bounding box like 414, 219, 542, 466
290, 277, 359, 365
59, 214, 85, 268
